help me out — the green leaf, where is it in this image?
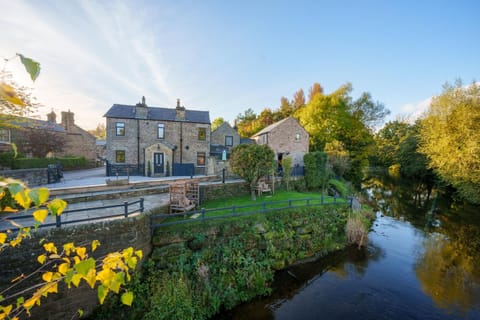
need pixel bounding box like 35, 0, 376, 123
74, 257, 95, 276
78, 309, 84, 317
17, 53, 41, 81
8, 183, 23, 196
29, 188, 50, 207
16, 296, 24, 308
48, 198, 67, 216
121, 291, 134, 306
97, 285, 108, 304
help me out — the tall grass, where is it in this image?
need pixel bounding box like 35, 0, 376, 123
346, 212, 369, 247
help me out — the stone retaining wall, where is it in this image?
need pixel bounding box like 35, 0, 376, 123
0, 168, 48, 186
0, 214, 151, 320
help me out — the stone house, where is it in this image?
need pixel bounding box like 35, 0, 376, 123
251, 116, 309, 172
210, 121, 240, 159
103, 98, 211, 177
0, 110, 96, 163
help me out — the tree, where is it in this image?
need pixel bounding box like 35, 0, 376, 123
88, 123, 106, 139
16, 128, 66, 158
349, 92, 390, 130
235, 108, 257, 138
279, 96, 293, 118
211, 117, 225, 132
308, 82, 324, 102
374, 120, 411, 167
229, 144, 275, 200
1, 54, 41, 128
292, 89, 305, 110
419, 81, 480, 204
325, 140, 351, 178
0, 55, 139, 319
281, 156, 292, 190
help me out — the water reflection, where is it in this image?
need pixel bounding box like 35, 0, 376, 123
214, 174, 480, 319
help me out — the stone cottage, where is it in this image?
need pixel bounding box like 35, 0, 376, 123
103, 98, 211, 177
251, 116, 309, 173
0, 110, 96, 163
210, 121, 241, 159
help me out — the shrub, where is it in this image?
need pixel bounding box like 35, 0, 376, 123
304, 151, 329, 190
346, 213, 368, 247
12, 156, 89, 170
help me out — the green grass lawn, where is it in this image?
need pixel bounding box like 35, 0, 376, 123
155, 190, 350, 226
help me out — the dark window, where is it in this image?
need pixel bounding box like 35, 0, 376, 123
116, 122, 125, 136
115, 150, 125, 163
0, 129, 10, 142
225, 135, 233, 146
157, 123, 165, 139
197, 152, 206, 166
198, 127, 206, 141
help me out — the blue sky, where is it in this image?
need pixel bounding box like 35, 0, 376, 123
1, 0, 478, 130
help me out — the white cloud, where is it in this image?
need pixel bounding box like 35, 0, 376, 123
398, 96, 432, 122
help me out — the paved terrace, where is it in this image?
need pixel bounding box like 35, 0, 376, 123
1, 167, 241, 231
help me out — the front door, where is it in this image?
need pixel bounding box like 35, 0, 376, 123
153, 152, 164, 174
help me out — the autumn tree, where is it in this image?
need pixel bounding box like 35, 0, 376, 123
88, 123, 106, 139
350, 92, 390, 130
419, 80, 480, 204
235, 108, 257, 137
279, 96, 293, 118
308, 82, 324, 102
292, 89, 305, 110
1, 54, 40, 127
211, 117, 225, 132
229, 144, 275, 200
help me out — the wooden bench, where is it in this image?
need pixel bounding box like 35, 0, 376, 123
256, 181, 272, 196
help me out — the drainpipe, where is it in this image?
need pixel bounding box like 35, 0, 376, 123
180, 122, 183, 163
137, 119, 140, 174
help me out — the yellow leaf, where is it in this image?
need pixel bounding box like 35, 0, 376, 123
0, 233, 6, 244
63, 242, 75, 256
85, 268, 97, 289
47, 198, 67, 216
135, 250, 143, 259
43, 242, 57, 254
91, 240, 100, 252
40, 282, 58, 296
33, 209, 48, 223
0, 82, 25, 106
71, 274, 82, 287
23, 295, 40, 312
42, 272, 54, 282
37, 254, 46, 265
121, 291, 134, 306
96, 268, 114, 286
58, 262, 70, 275
0, 304, 13, 316
14, 190, 31, 210
76, 247, 87, 260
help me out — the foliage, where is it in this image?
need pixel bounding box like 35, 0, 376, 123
304, 152, 329, 191
281, 156, 292, 190
419, 81, 480, 204
210, 117, 225, 132
307, 82, 324, 102
95, 206, 351, 320
373, 120, 411, 167
0, 54, 40, 128
229, 144, 275, 200
14, 128, 66, 158
0, 151, 15, 169
325, 140, 351, 178
328, 179, 350, 197
346, 212, 369, 247
12, 156, 88, 170
88, 123, 106, 139
0, 179, 141, 319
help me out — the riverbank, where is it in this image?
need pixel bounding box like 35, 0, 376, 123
89, 204, 360, 320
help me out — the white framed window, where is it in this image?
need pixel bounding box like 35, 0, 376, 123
157, 123, 165, 139
0, 129, 10, 142
116, 122, 125, 136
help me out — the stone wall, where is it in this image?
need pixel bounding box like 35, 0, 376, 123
211, 122, 240, 147
0, 214, 152, 320
201, 181, 250, 201
0, 168, 48, 186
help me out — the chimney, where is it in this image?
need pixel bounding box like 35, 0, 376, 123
175, 98, 186, 120
233, 119, 238, 131
47, 110, 57, 123
135, 96, 148, 119
61, 110, 74, 131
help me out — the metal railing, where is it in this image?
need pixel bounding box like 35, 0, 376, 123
0, 198, 144, 232
151, 195, 352, 229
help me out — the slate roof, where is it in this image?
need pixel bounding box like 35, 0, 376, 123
251, 117, 291, 137
104, 104, 210, 124
9, 118, 66, 132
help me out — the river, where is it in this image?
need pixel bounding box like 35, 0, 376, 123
215, 175, 480, 319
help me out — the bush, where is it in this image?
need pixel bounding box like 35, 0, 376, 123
12, 156, 89, 170
304, 152, 329, 190
0, 151, 15, 169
